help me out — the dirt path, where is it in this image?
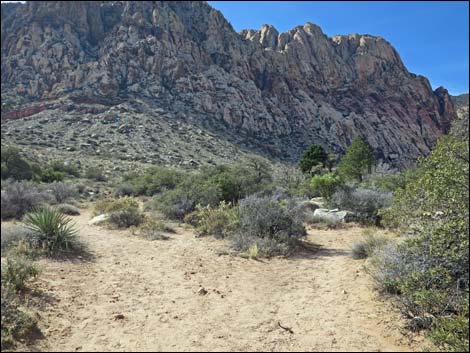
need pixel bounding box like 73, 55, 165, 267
24, 209, 426, 352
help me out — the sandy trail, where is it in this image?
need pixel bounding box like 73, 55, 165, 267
24, 209, 425, 352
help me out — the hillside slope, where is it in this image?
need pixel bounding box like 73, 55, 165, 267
1, 1, 457, 168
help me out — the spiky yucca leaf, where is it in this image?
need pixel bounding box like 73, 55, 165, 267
23, 207, 78, 254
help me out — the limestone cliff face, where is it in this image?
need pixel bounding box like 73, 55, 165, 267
1, 1, 457, 167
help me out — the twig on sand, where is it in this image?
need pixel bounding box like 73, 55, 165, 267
278, 321, 294, 334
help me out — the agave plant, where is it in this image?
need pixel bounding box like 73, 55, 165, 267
23, 207, 78, 254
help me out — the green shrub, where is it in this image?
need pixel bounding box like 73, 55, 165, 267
55, 203, 80, 215
1, 225, 36, 256
232, 195, 306, 257
85, 167, 106, 182
310, 173, 344, 199
108, 207, 144, 229
39, 168, 66, 183
115, 183, 135, 197
1, 256, 39, 291
123, 167, 184, 196
193, 202, 239, 239
93, 197, 139, 215
1, 146, 34, 181
49, 160, 80, 177
134, 219, 175, 240
361, 170, 417, 192
374, 133, 469, 351
1, 285, 37, 350
23, 207, 78, 255
153, 176, 222, 220
351, 234, 389, 260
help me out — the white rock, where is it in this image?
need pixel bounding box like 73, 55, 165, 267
88, 214, 109, 226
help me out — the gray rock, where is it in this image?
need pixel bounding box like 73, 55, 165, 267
313, 208, 355, 223
88, 214, 109, 226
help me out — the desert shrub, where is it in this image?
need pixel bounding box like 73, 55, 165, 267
147, 160, 274, 220
23, 207, 78, 255
75, 183, 86, 194
108, 207, 144, 229
1, 181, 51, 220
46, 182, 78, 203
93, 197, 139, 215
329, 186, 393, 225
39, 168, 66, 183
115, 183, 135, 197
232, 195, 306, 257
361, 170, 417, 193
134, 219, 175, 240
1, 225, 36, 255
1, 285, 37, 350
85, 167, 106, 181
49, 160, 80, 177
310, 173, 344, 199
338, 136, 375, 182
0, 146, 34, 181
123, 167, 184, 196
193, 202, 239, 239
153, 176, 222, 220
351, 234, 389, 260
372, 133, 469, 351
55, 203, 80, 215
428, 298, 469, 352
272, 164, 316, 198
1, 256, 39, 292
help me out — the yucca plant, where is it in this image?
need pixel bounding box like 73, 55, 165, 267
23, 207, 78, 255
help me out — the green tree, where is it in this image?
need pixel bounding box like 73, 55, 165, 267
0, 146, 34, 181
338, 136, 374, 182
299, 144, 328, 173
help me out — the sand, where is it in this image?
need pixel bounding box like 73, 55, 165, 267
20, 209, 427, 352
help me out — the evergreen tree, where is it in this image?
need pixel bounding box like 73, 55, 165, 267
299, 144, 328, 173
338, 136, 374, 182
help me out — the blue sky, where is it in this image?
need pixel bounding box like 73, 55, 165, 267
210, 1, 469, 95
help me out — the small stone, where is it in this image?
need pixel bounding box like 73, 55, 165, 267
197, 287, 208, 296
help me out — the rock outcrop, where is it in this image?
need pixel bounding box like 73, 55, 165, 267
1, 1, 457, 167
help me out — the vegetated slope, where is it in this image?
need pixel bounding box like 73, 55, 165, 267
1, 1, 456, 169
23, 209, 426, 352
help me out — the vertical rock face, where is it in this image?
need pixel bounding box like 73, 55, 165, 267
1, 1, 457, 167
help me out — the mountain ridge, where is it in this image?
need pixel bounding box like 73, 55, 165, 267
0, 1, 458, 169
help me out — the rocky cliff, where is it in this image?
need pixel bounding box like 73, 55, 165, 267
1, 1, 457, 168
